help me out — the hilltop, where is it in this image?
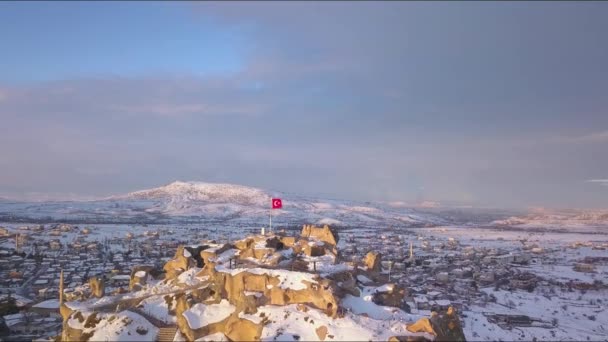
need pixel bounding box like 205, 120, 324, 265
58, 224, 466, 341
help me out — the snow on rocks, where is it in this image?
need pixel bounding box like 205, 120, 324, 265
68, 310, 158, 342
177, 267, 208, 286
194, 332, 230, 341
183, 299, 236, 329
216, 266, 318, 291
257, 304, 414, 341
138, 295, 177, 324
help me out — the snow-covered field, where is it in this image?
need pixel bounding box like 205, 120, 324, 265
464, 287, 608, 341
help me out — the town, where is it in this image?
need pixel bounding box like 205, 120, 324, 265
0, 222, 606, 341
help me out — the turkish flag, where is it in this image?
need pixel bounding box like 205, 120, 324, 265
271, 198, 282, 209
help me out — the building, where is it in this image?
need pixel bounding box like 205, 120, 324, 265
574, 263, 595, 273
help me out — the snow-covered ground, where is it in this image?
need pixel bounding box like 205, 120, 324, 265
67, 310, 158, 341
183, 300, 235, 329
463, 287, 608, 341
256, 304, 414, 342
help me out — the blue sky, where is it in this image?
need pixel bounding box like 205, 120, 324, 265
0, 2, 247, 82
0, 1, 607, 208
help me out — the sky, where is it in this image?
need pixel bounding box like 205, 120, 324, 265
0, 1, 607, 208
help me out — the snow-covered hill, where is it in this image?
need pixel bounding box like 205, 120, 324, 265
0, 181, 447, 226
0, 181, 606, 230
116, 181, 271, 207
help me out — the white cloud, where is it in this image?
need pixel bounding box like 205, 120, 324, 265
558, 130, 608, 144
586, 179, 608, 186
577, 131, 608, 143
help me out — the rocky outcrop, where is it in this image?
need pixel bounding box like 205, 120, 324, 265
130, 272, 148, 291
175, 294, 263, 341
65, 290, 85, 302
200, 244, 232, 265
164, 246, 197, 280
364, 251, 382, 272
88, 276, 105, 298
301, 224, 339, 246
60, 228, 467, 342
268, 277, 339, 317
129, 265, 159, 291
60, 302, 74, 322
316, 325, 328, 341
265, 236, 285, 250
234, 236, 287, 267
234, 237, 254, 250
280, 236, 296, 247
197, 263, 340, 318
61, 310, 100, 342
429, 307, 466, 341
327, 270, 360, 297
291, 238, 338, 260
406, 307, 466, 341
372, 283, 407, 308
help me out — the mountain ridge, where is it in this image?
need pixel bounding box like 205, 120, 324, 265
0, 181, 606, 230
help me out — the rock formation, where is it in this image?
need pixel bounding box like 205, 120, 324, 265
200, 243, 232, 265
129, 266, 153, 291
301, 224, 339, 246
59, 225, 466, 342
372, 283, 407, 308
364, 251, 383, 272
404, 307, 466, 341
88, 276, 105, 298
163, 245, 197, 279
196, 262, 340, 318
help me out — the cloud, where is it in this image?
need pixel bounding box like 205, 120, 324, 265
110, 103, 264, 117
575, 130, 608, 143
0, 76, 274, 120
0, 191, 103, 202
1, 2, 608, 208
545, 130, 608, 145
586, 179, 608, 186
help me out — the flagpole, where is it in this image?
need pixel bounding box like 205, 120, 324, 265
269, 202, 272, 234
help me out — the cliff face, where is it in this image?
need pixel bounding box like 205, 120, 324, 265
59, 225, 466, 342
301, 224, 339, 246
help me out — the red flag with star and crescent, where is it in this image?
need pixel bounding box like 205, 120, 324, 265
272, 198, 282, 209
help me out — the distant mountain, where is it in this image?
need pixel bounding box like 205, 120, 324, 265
0, 181, 447, 226
115, 181, 270, 206
0, 181, 605, 230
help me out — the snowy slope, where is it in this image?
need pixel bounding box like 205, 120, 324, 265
0, 181, 606, 229
116, 181, 270, 207
0, 181, 448, 227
